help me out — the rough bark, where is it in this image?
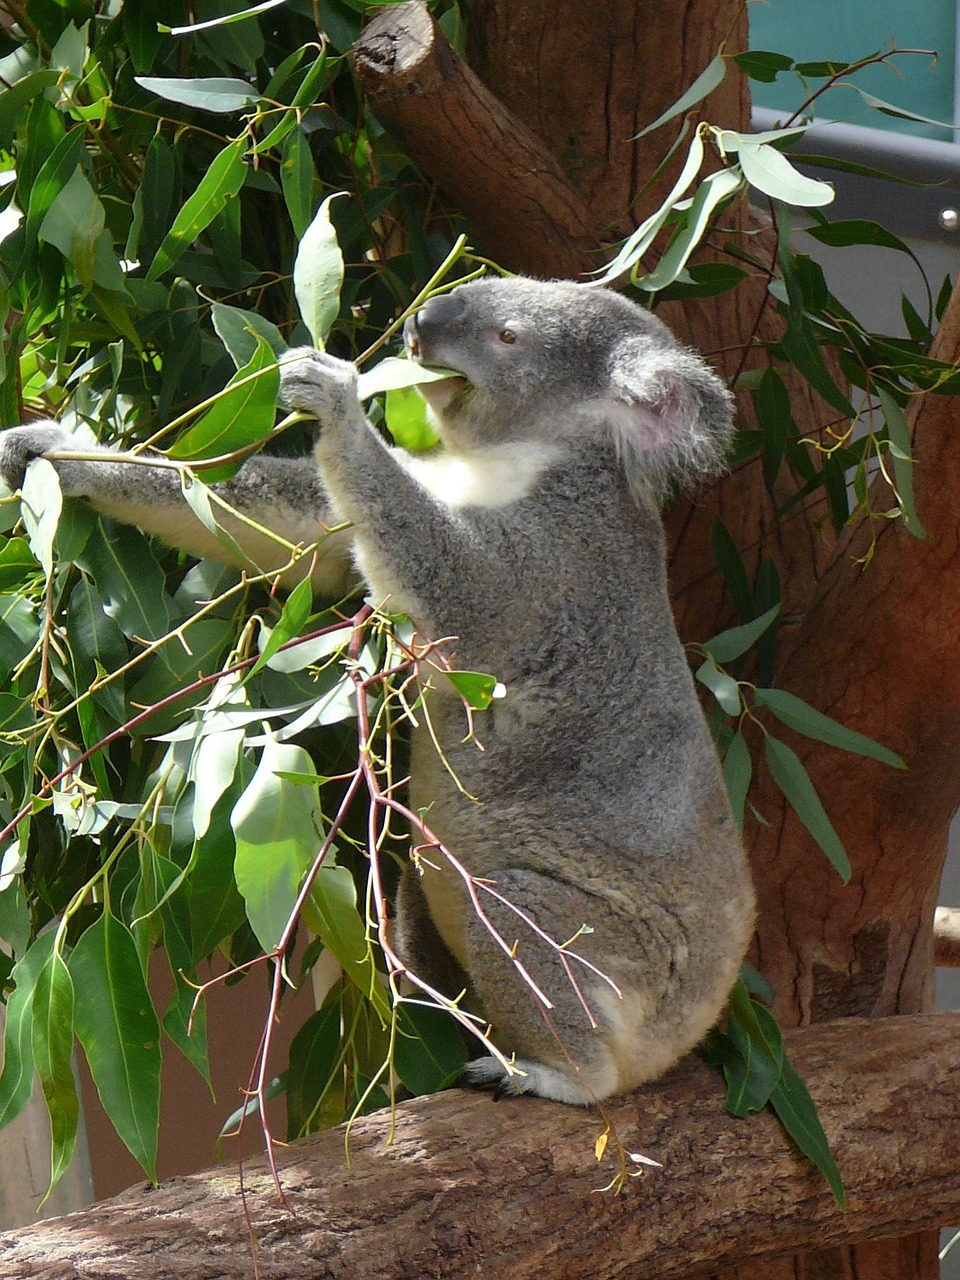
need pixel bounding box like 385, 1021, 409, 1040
2, 1015, 959, 1280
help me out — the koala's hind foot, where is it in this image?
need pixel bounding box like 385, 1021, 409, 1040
463, 1054, 613, 1106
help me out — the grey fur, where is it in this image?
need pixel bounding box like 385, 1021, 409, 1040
0, 278, 755, 1104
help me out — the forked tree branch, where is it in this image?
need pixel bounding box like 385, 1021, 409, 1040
3, 1014, 960, 1279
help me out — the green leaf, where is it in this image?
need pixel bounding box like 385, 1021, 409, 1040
764, 736, 851, 882
212, 302, 287, 369
0, 535, 38, 589
877, 386, 926, 539
37, 167, 110, 290
804, 217, 913, 256
0, 932, 55, 1129
732, 50, 794, 83
722, 732, 752, 833
69, 911, 162, 1181
635, 53, 726, 138
384, 385, 442, 451
711, 518, 753, 623
164, 0, 289, 34
293, 193, 346, 348
723, 980, 784, 1117
31, 947, 78, 1199
770, 1054, 845, 1208
280, 129, 316, 241
232, 735, 325, 953
394, 1003, 467, 1095
135, 76, 260, 113
286, 1000, 342, 1139
146, 138, 248, 282
446, 669, 498, 711
653, 261, 748, 302
76, 523, 174, 642
250, 575, 313, 676
754, 688, 906, 770
702, 604, 780, 664
167, 335, 279, 480
357, 357, 461, 400
695, 656, 741, 716
304, 865, 390, 1023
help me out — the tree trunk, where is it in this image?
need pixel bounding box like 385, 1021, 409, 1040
355, 4, 958, 1276
2, 1015, 959, 1280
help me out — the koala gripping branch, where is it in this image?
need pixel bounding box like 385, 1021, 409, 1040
2, 1015, 960, 1280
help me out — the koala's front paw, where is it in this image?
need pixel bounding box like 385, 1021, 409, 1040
279, 348, 360, 425
0, 423, 75, 492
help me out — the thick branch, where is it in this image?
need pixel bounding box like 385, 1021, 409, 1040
353, 2, 595, 276
3, 1015, 960, 1280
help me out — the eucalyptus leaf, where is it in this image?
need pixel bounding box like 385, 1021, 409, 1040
293, 193, 346, 349
764, 736, 851, 882
69, 911, 162, 1181
146, 138, 248, 281
135, 76, 260, 113
232, 735, 325, 952
754, 688, 906, 770
702, 605, 781, 664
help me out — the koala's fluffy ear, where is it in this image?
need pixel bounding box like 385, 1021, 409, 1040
605, 337, 735, 497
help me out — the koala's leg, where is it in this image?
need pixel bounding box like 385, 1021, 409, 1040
0, 421, 356, 596
394, 864, 471, 1001
279, 352, 493, 618
459, 868, 624, 1105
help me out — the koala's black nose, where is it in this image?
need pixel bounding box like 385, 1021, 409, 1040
405, 290, 466, 351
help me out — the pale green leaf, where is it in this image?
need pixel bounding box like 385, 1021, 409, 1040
232, 735, 324, 952
702, 605, 780, 664
293, 193, 345, 348
635, 53, 726, 138
357, 357, 460, 400
135, 75, 260, 113
19, 458, 62, 581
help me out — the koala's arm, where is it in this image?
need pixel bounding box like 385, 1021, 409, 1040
0, 421, 356, 596
279, 351, 494, 622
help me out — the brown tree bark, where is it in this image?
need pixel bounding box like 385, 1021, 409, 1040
351, 4, 960, 1278
3, 1015, 959, 1280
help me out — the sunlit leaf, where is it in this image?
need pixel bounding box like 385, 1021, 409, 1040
232, 735, 324, 953
293, 193, 346, 348
135, 76, 260, 113
31, 948, 78, 1199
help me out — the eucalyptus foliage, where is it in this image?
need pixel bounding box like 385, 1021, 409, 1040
0, 2, 953, 1204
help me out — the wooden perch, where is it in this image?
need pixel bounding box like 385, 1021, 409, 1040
353, 1, 597, 276
3, 1013, 960, 1280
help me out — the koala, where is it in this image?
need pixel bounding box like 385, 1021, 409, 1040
0, 278, 755, 1105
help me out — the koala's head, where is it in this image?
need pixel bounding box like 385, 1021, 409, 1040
403, 276, 734, 495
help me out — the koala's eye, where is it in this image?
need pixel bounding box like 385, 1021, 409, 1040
499, 328, 517, 345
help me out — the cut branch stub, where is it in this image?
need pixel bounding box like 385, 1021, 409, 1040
353, 1, 597, 276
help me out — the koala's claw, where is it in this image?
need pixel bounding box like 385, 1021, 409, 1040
0, 423, 74, 491
279, 348, 359, 423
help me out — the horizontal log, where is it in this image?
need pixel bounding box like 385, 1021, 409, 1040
2, 1014, 960, 1280
353, 1, 597, 276
935, 906, 960, 966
